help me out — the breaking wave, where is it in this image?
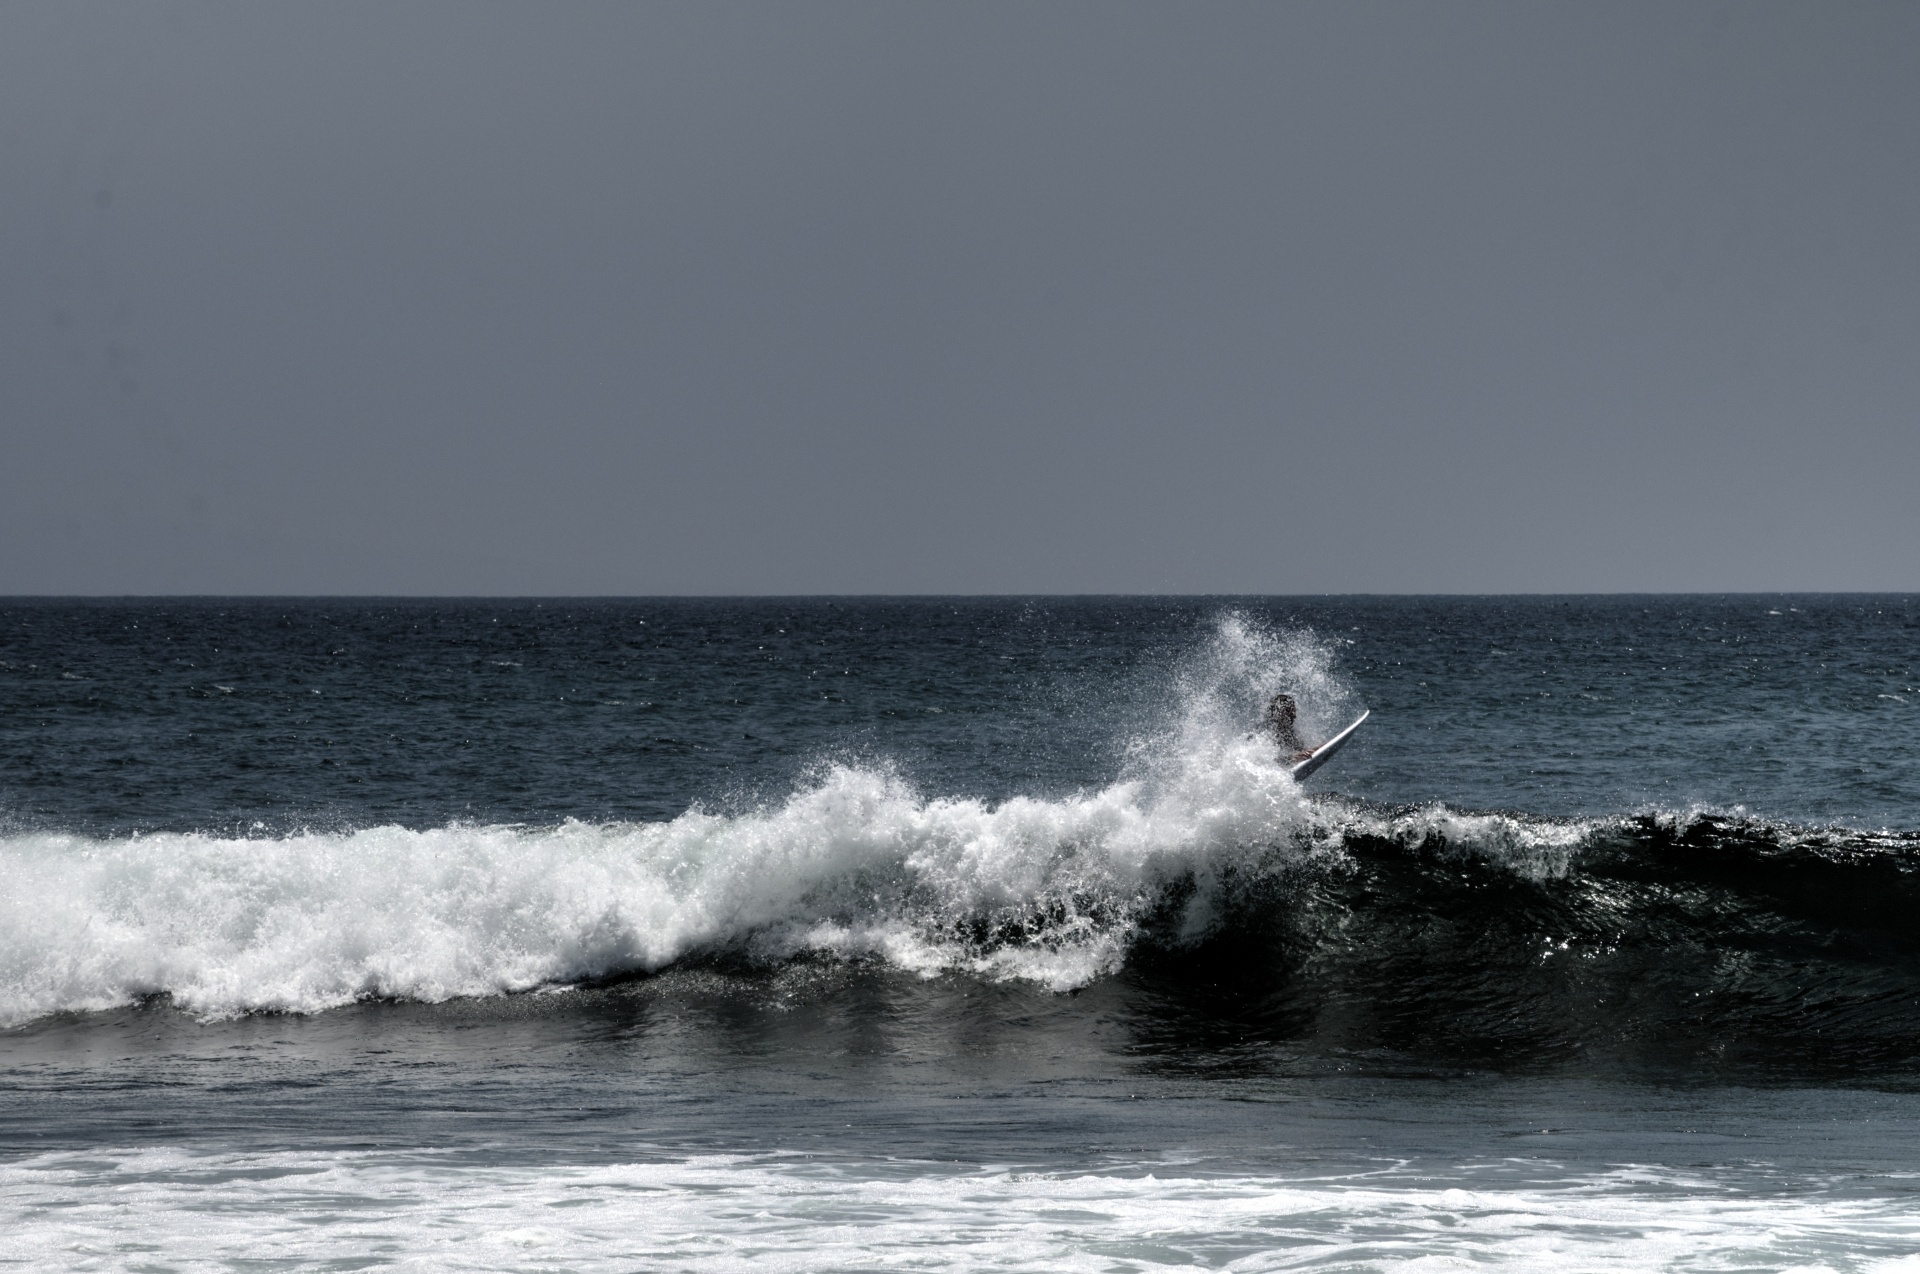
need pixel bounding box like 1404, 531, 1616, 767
7, 765, 1920, 1046
7, 611, 1920, 1081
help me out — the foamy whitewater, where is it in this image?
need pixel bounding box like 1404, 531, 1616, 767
5, 597, 1920, 1271
0, 770, 1263, 1021
9, 1146, 1920, 1273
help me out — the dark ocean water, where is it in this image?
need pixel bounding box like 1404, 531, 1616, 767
5, 596, 1920, 1271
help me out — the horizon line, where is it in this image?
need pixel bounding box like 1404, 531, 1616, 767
3, 591, 1914, 602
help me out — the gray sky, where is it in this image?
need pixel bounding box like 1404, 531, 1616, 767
3, 1, 1916, 594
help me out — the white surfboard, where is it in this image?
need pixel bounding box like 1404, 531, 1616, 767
1289, 709, 1369, 781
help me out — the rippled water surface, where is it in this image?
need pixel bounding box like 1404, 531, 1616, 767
4, 596, 1918, 1270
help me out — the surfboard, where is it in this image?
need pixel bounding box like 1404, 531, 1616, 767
1289, 709, 1369, 781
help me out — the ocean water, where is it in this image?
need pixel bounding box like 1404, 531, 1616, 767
4, 595, 1920, 1272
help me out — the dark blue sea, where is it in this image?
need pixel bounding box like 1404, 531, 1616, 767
4, 596, 1920, 1270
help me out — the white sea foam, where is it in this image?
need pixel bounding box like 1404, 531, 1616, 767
4, 1146, 1918, 1273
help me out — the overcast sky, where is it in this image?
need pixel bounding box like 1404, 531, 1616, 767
3, 1, 1915, 594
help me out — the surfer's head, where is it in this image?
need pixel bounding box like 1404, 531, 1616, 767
1265, 693, 1297, 730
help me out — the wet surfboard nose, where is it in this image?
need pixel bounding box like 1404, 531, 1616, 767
1291, 709, 1370, 780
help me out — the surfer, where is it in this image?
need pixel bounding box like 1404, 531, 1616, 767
1265, 693, 1315, 762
